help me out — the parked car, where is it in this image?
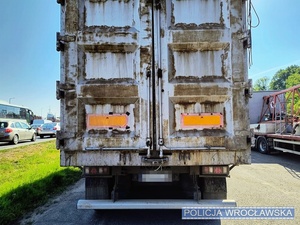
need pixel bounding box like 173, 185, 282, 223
0, 119, 36, 144
38, 122, 60, 138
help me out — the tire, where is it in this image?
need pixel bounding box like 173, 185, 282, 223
11, 135, 19, 145
180, 174, 197, 199
200, 177, 227, 199
257, 137, 269, 154
115, 175, 132, 199
31, 133, 36, 142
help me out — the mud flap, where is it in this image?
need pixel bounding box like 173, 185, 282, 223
200, 177, 227, 199
85, 177, 112, 200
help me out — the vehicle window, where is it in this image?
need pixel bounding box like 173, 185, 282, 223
11, 123, 15, 128
20, 122, 30, 129
33, 119, 44, 124
15, 122, 22, 128
0, 122, 8, 128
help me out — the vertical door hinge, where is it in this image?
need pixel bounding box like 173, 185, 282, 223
56, 81, 76, 100
146, 70, 151, 79
56, 32, 76, 52
240, 30, 252, 49
57, 0, 65, 6
155, 0, 161, 9
157, 68, 162, 78
244, 79, 253, 98
56, 81, 64, 100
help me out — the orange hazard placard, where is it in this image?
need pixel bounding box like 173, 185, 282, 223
181, 113, 223, 129
87, 114, 128, 129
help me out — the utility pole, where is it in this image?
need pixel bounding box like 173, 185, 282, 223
9, 97, 15, 104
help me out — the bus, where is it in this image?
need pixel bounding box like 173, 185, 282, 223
0, 100, 35, 124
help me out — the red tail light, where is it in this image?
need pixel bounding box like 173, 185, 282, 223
84, 166, 111, 175
5, 128, 13, 133
53, 127, 57, 130
37, 127, 41, 131
202, 166, 229, 175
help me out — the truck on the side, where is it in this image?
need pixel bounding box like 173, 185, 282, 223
250, 85, 300, 155
56, 0, 252, 209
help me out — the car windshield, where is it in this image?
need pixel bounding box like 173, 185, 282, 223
0, 122, 8, 128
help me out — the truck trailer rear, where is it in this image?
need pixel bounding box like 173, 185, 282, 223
56, 0, 251, 209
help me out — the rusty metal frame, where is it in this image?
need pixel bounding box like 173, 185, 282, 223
258, 84, 300, 134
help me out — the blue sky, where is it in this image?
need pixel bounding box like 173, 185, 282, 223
0, 1, 299, 118
0, 1, 60, 118
249, 0, 300, 82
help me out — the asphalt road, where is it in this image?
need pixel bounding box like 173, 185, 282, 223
0, 136, 55, 151
18, 150, 300, 225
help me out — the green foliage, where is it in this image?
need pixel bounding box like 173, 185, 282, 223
253, 76, 269, 91
286, 73, 300, 88
0, 141, 82, 225
269, 65, 300, 90
254, 65, 300, 116
285, 73, 300, 115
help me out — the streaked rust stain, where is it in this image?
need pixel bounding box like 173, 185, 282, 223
174, 85, 228, 96
81, 85, 138, 98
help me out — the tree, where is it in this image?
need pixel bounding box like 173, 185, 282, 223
286, 73, 300, 88
253, 76, 269, 91
269, 65, 300, 90
285, 73, 300, 115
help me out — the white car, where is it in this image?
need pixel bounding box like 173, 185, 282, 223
0, 119, 36, 144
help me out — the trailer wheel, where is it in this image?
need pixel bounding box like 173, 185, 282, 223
180, 174, 196, 199
257, 137, 269, 154
200, 177, 227, 199
115, 175, 132, 199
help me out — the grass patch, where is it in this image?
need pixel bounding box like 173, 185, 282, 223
0, 141, 82, 225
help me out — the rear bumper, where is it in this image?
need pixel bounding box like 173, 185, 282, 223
39, 132, 56, 135
61, 150, 250, 166
77, 199, 237, 210
0, 136, 12, 142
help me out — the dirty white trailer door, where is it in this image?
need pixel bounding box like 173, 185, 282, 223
57, 0, 251, 166
58, 0, 152, 155
157, 1, 250, 154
